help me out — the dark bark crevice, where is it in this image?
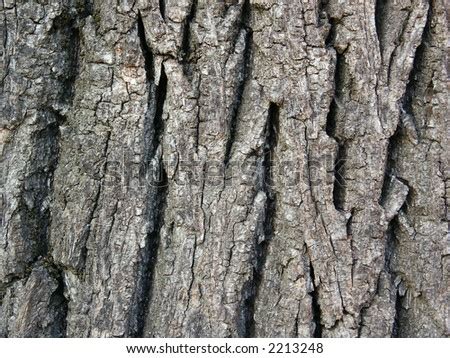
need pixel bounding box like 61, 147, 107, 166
46, 262, 69, 338
392, 287, 403, 337
241, 0, 251, 26
380, 126, 402, 206
224, 28, 253, 166
380, 126, 409, 338
309, 262, 323, 338
374, 0, 386, 54
18, 110, 71, 333
137, 12, 155, 83
224, 0, 252, 165
159, 0, 166, 20
237, 103, 279, 338
326, 48, 348, 212
130, 26, 168, 335
153, 65, 168, 157
181, 0, 198, 76
76, 0, 93, 19
332, 143, 347, 211
131, 162, 168, 337
325, 49, 345, 138
402, 1, 432, 119
317, 0, 328, 27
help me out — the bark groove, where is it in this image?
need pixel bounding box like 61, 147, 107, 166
1, 0, 447, 338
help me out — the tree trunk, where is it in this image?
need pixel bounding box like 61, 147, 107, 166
0, 0, 447, 338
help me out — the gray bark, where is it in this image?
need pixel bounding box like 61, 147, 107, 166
0, 0, 448, 337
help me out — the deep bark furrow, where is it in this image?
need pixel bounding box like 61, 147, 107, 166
391, 289, 402, 338
159, 0, 166, 20
309, 262, 323, 338
137, 12, 155, 83
239, 103, 279, 337
181, 0, 198, 75
332, 143, 346, 211
374, 0, 385, 53
224, 28, 252, 166
132, 18, 169, 337
402, 3, 432, 118
326, 48, 347, 212
133, 163, 168, 337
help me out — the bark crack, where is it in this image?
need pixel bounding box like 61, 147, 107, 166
181, 0, 198, 76
131, 20, 168, 335
159, 0, 166, 20
309, 262, 323, 338
240, 103, 279, 337
326, 50, 347, 211
224, 27, 253, 165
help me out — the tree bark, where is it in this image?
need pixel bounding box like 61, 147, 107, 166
0, 0, 448, 337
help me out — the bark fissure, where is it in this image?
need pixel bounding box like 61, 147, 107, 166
159, 0, 166, 20
181, 0, 198, 75
309, 262, 323, 338
402, 3, 432, 118
132, 41, 169, 338
392, 288, 402, 337
130, 13, 170, 337
240, 103, 279, 337
326, 50, 347, 211
137, 12, 155, 83
332, 143, 346, 211
224, 28, 253, 165
46, 262, 69, 337
132, 163, 168, 337
374, 0, 386, 53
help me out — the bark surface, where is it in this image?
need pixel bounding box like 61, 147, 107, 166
0, 0, 448, 337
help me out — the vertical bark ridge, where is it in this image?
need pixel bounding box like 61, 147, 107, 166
1, 1, 81, 336
386, 0, 447, 337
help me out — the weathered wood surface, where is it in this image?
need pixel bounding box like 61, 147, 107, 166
0, 0, 448, 337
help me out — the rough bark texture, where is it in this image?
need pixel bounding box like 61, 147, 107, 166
0, 0, 448, 338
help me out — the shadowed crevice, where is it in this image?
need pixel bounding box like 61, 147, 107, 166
238, 103, 279, 337
402, 2, 432, 119
392, 287, 403, 337
224, 28, 253, 166
181, 0, 198, 76
131, 20, 169, 335
47, 263, 69, 337
326, 49, 347, 211
159, 0, 166, 20
137, 12, 155, 83
309, 262, 323, 338
332, 143, 346, 211
380, 125, 402, 205
375, 0, 387, 53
